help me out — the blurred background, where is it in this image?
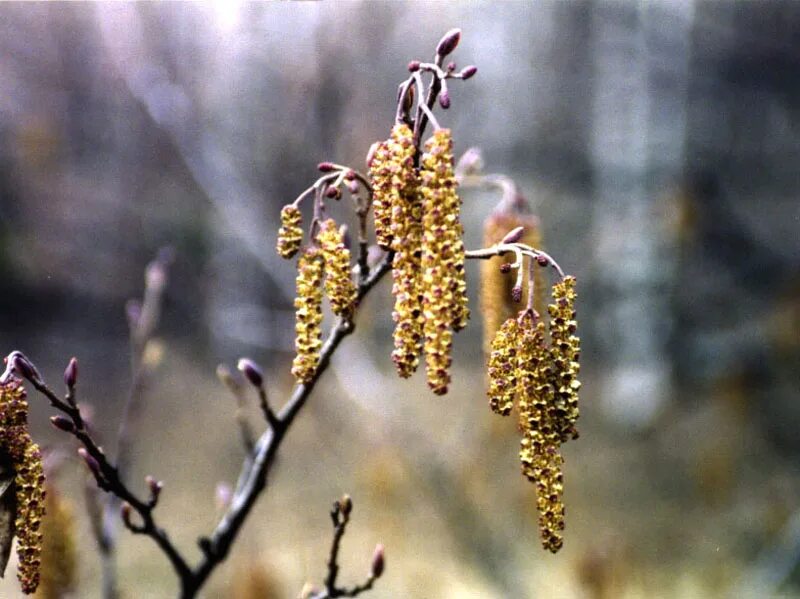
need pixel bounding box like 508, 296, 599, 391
1, 1, 799, 597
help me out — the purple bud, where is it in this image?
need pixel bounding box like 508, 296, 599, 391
64, 357, 78, 388
501, 226, 525, 244
537, 255, 549, 267
78, 448, 102, 479
459, 65, 478, 80
407, 60, 421, 72
325, 186, 341, 200
438, 90, 451, 109
447, 61, 457, 72
50, 416, 75, 433
9, 352, 41, 383
436, 28, 461, 58
511, 285, 523, 303
499, 263, 512, 274
237, 358, 264, 388
317, 161, 336, 172
347, 179, 359, 195
344, 169, 356, 181
371, 544, 385, 578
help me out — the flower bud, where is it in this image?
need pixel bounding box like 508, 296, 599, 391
537, 255, 550, 267
50, 416, 75, 433
407, 60, 421, 72
340, 494, 352, 516
237, 358, 264, 388
447, 61, 457, 72
438, 90, 451, 109
499, 263, 512, 274
9, 351, 41, 384
64, 357, 78, 389
317, 161, 336, 172
436, 28, 461, 58
512, 285, 523, 303
501, 226, 525, 244
78, 448, 102, 480
459, 65, 478, 80
371, 544, 385, 578
146, 475, 163, 502
325, 185, 341, 200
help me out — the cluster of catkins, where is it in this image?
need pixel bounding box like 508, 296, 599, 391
369, 124, 469, 395
276, 213, 358, 383
487, 276, 580, 553
0, 378, 46, 594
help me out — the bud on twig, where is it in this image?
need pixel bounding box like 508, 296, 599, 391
371, 544, 385, 578
407, 60, 421, 72
146, 475, 163, 504
436, 28, 461, 58
340, 494, 352, 517
447, 61, 457, 72
237, 358, 264, 388
501, 226, 525, 244
78, 447, 102, 481
318, 161, 336, 172
499, 263, 512, 274
536, 255, 549, 267
512, 285, 523, 303
50, 416, 75, 433
325, 185, 341, 200
64, 356, 78, 389
8, 351, 42, 384
459, 65, 478, 80
120, 502, 133, 528
438, 90, 451, 109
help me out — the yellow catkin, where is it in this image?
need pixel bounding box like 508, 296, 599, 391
419, 129, 469, 394
390, 184, 424, 378
516, 311, 565, 553
317, 219, 357, 319
547, 276, 580, 442
368, 124, 416, 249
487, 317, 520, 415
0, 379, 45, 594
276, 205, 303, 259
480, 212, 544, 356
38, 487, 77, 599
291, 248, 325, 383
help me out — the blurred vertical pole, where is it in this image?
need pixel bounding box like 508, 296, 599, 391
589, 0, 694, 428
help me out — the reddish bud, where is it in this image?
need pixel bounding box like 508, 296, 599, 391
536, 255, 550, 267
50, 416, 75, 433
407, 60, 421, 72
325, 186, 341, 200
501, 226, 525, 244
512, 285, 523, 303
347, 179, 359, 195
344, 169, 356, 181
447, 61, 457, 71
436, 28, 461, 58
237, 358, 264, 388
438, 90, 451, 109
146, 475, 163, 501
459, 65, 478, 80
371, 544, 385, 578
499, 263, 512, 274
64, 357, 78, 388
317, 161, 336, 172
120, 502, 133, 527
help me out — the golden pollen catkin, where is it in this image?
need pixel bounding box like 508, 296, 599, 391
390, 185, 424, 378
480, 212, 544, 355
487, 317, 520, 415
368, 124, 416, 249
547, 275, 580, 442
419, 129, 469, 394
292, 248, 325, 383
317, 219, 357, 318
0, 378, 46, 594
276, 205, 303, 259
516, 311, 565, 553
